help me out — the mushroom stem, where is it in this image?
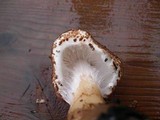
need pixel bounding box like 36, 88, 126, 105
67, 75, 105, 120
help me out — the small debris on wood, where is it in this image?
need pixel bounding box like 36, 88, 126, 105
30, 110, 37, 114
36, 99, 45, 104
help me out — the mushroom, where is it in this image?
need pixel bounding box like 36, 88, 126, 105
51, 30, 122, 120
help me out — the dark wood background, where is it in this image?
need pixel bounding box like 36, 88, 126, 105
0, 0, 160, 120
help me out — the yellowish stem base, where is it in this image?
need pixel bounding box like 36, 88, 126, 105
67, 75, 106, 120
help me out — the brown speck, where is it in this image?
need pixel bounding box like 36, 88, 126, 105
66, 38, 68, 41
52, 60, 56, 65
54, 84, 59, 91
46, 103, 48, 107
79, 37, 83, 41
46, 67, 49, 70
55, 75, 58, 79
73, 38, 77, 42
77, 110, 81, 114
53, 61, 56, 64
59, 41, 63, 45
59, 39, 66, 45
104, 58, 108, 62
89, 103, 94, 109
48, 55, 52, 59
113, 62, 118, 70
89, 43, 95, 51
80, 99, 83, 102
40, 87, 43, 92
118, 71, 121, 77
28, 49, 31, 52
71, 115, 74, 120
58, 81, 63, 86
83, 39, 86, 42
90, 63, 94, 66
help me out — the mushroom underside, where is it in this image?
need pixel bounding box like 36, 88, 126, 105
54, 43, 119, 104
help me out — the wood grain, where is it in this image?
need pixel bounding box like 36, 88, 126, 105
0, 0, 160, 120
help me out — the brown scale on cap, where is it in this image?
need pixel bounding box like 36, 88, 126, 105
57, 81, 63, 87
52, 60, 56, 65
73, 38, 77, 42
88, 43, 95, 51
113, 61, 118, 70
79, 36, 83, 41
55, 75, 58, 79
66, 38, 69, 41
59, 40, 63, 45
61, 30, 80, 40
59, 38, 70, 45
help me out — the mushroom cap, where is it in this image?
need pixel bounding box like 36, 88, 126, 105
51, 30, 122, 104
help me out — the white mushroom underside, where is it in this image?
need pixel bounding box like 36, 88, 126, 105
52, 30, 120, 104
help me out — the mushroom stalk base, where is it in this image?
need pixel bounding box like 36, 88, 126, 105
67, 75, 105, 120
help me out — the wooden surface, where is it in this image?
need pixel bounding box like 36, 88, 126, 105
0, 0, 160, 120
